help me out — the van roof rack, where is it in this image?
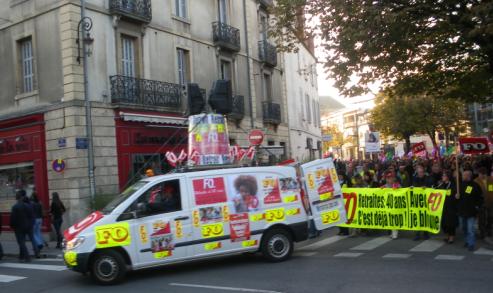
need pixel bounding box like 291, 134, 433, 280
172, 164, 251, 173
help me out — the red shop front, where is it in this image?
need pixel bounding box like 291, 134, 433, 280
115, 110, 188, 191
0, 114, 49, 232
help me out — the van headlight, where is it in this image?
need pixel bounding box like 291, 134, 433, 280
65, 236, 85, 250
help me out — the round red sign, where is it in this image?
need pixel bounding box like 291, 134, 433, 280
248, 129, 264, 146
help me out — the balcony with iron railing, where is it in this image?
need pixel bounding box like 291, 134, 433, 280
258, 40, 277, 67
262, 101, 281, 125
228, 95, 245, 121
212, 22, 241, 52
110, 75, 181, 111
109, 0, 152, 24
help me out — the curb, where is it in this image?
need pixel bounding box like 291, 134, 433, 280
2, 253, 63, 260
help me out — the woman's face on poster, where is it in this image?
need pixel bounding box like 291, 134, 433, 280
239, 185, 250, 198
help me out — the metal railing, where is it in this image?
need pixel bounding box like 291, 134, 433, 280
110, 75, 181, 109
229, 95, 245, 120
212, 22, 241, 52
262, 101, 281, 124
258, 40, 277, 67
109, 0, 152, 23
259, 0, 274, 8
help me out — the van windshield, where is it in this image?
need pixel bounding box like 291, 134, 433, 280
101, 181, 148, 214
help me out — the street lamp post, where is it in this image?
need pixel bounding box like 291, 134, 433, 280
78, 0, 96, 209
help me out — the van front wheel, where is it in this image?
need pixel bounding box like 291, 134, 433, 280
90, 250, 126, 285
261, 228, 293, 262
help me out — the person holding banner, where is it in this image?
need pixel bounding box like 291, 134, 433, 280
381, 171, 400, 239
435, 171, 458, 244
458, 170, 484, 251
412, 165, 433, 241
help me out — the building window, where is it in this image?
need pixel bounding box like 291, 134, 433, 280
300, 88, 304, 122
305, 95, 311, 124
177, 48, 190, 85
263, 73, 272, 101
175, 0, 187, 18
0, 162, 34, 201
218, 0, 228, 23
259, 13, 267, 42
220, 60, 231, 81
19, 38, 34, 93
312, 100, 317, 127
121, 36, 136, 77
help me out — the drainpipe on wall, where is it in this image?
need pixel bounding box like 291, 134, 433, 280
243, 0, 254, 129
81, 0, 96, 208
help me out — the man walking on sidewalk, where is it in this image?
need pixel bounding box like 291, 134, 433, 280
9, 190, 35, 262
458, 170, 484, 251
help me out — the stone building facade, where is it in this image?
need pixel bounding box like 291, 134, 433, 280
0, 0, 291, 228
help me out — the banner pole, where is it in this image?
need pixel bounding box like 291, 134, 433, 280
455, 140, 460, 199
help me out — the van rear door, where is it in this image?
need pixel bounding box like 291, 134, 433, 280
300, 158, 347, 231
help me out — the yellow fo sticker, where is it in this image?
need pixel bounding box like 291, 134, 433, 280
95, 222, 131, 248
223, 205, 230, 222
217, 124, 225, 133
193, 210, 200, 227
286, 207, 301, 216
465, 186, 473, 194
283, 194, 298, 203
242, 239, 258, 247
154, 251, 172, 259
201, 222, 224, 238
139, 224, 148, 244
320, 192, 332, 201
488, 185, 493, 192
175, 221, 183, 239
307, 173, 315, 189
195, 134, 202, 142
64, 251, 77, 266
250, 213, 265, 222
204, 242, 222, 251
321, 210, 340, 225
265, 208, 285, 222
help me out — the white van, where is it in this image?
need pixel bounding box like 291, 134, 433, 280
62, 159, 346, 285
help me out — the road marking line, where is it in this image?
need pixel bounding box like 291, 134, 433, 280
0, 263, 67, 271
33, 258, 64, 262
293, 251, 317, 257
299, 236, 346, 251
435, 254, 465, 261
169, 283, 283, 293
334, 252, 363, 258
409, 240, 444, 252
350, 236, 392, 251
474, 248, 493, 256
382, 253, 411, 259
0, 274, 26, 283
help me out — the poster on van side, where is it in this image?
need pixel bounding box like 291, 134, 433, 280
261, 176, 282, 204
199, 206, 223, 224
188, 114, 231, 165
227, 174, 261, 213
150, 220, 174, 254
192, 177, 228, 205
229, 213, 251, 242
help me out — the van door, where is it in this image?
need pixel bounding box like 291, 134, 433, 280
123, 178, 193, 267
300, 158, 347, 231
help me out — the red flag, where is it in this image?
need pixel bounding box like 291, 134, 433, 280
246, 146, 256, 160
237, 148, 247, 161
177, 149, 187, 163
189, 149, 200, 164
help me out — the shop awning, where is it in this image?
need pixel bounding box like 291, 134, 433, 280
119, 112, 188, 126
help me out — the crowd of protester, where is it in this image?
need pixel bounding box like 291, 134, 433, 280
333, 155, 493, 251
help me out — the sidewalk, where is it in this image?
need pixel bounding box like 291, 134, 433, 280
1, 239, 62, 260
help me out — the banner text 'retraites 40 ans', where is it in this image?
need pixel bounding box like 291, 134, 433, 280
339, 188, 449, 233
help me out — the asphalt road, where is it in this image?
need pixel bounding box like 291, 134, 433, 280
1, 230, 492, 293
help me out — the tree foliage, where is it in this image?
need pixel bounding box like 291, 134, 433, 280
321, 124, 345, 148
270, 0, 493, 101
370, 87, 467, 151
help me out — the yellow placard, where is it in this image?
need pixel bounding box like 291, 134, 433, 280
250, 213, 264, 222
321, 210, 340, 225
283, 194, 298, 203
307, 173, 315, 189
265, 208, 285, 222
286, 207, 301, 216
320, 192, 332, 201
242, 239, 258, 247
175, 221, 183, 239
64, 251, 77, 266
465, 186, 472, 194
193, 210, 200, 227
223, 205, 230, 222
489, 185, 493, 192
195, 134, 202, 142
201, 222, 224, 238
154, 251, 172, 259
139, 224, 148, 244
204, 242, 222, 251
95, 222, 131, 248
